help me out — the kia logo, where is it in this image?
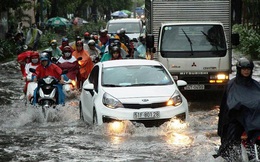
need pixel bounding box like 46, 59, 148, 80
142, 99, 149, 102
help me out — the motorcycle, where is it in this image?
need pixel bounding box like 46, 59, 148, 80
63, 78, 78, 98
26, 68, 66, 118
241, 132, 260, 162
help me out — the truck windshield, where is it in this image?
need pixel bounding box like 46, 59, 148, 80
160, 25, 227, 58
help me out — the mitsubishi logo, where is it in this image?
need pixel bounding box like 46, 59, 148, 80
191, 62, 197, 67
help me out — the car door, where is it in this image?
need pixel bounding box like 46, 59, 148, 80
82, 65, 99, 123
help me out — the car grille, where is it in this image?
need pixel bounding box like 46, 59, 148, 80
122, 102, 167, 109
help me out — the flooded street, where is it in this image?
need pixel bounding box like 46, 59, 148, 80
2, 58, 257, 162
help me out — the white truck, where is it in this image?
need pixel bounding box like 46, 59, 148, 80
145, 0, 239, 91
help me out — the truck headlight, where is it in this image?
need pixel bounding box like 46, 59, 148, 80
209, 74, 229, 83
167, 90, 182, 106
103, 92, 124, 109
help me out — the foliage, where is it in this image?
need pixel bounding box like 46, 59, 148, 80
232, 24, 260, 59
38, 21, 106, 51
0, 39, 16, 61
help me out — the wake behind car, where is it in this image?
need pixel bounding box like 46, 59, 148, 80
79, 59, 189, 127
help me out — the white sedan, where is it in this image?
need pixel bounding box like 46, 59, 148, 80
79, 59, 189, 127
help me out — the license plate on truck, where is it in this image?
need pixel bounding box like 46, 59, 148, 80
133, 111, 160, 119
184, 84, 205, 90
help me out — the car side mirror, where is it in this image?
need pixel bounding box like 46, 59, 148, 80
83, 83, 94, 91
177, 80, 187, 87
231, 33, 240, 46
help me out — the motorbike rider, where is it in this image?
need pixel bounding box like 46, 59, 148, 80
32, 52, 65, 105
135, 35, 146, 59
17, 50, 33, 78
118, 28, 132, 57
111, 46, 122, 60
22, 51, 40, 97
45, 39, 62, 60
103, 37, 128, 58
90, 33, 102, 49
25, 24, 42, 50
101, 44, 122, 62
215, 57, 260, 161
59, 37, 74, 53
72, 40, 94, 88
85, 39, 101, 63
72, 36, 82, 51
57, 46, 80, 82
99, 29, 110, 46
83, 32, 91, 44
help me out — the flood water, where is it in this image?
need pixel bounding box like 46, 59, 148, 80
1, 58, 255, 162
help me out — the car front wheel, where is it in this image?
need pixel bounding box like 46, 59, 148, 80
79, 101, 84, 120
93, 107, 98, 125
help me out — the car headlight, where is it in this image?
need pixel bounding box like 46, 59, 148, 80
102, 92, 124, 109
167, 90, 182, 106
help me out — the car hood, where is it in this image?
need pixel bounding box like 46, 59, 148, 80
103, 85, 176, 99
126, 33, 140, 40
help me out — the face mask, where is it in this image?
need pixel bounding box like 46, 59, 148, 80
64, 52, 71, 58
31, 58, 39, 64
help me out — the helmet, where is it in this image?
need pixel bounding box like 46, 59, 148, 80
76, 36, 81, 41
62, 37, 69, 43
76, 40, 83, 47
91, 34, 98, 40
40, 52, 50, 61
88, 39, 96, 46
119, 28, 126, 35
63, 46, 71, 52
100, 29, 106, 34
113, 39, 121, 47
139, 35, 146, 42
50, 39, 57, 46
236, 57, 254, 70
31, 51, 39, 58
84, 32, 90, 37
63, 46, 72, 58
111, 46, 120, 54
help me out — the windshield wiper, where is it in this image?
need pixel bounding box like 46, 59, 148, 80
201, 31, 219, 51
102, 84, 121, 87
131, 83, 158, 86
182, 29, 193, 56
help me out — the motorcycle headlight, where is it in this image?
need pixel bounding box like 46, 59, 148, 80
167, 90, 182, 107
102, 93, 124, 109
43, 77, 54, 84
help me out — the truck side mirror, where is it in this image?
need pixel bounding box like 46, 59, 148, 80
231, 33, 240, 46
146, 34, 154, 48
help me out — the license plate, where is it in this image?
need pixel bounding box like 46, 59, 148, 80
133, 111, 160, 119
184, 84, 205, 90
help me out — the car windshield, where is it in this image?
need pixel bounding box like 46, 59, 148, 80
102, 65, 173, 87
107, 22, 141, 34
